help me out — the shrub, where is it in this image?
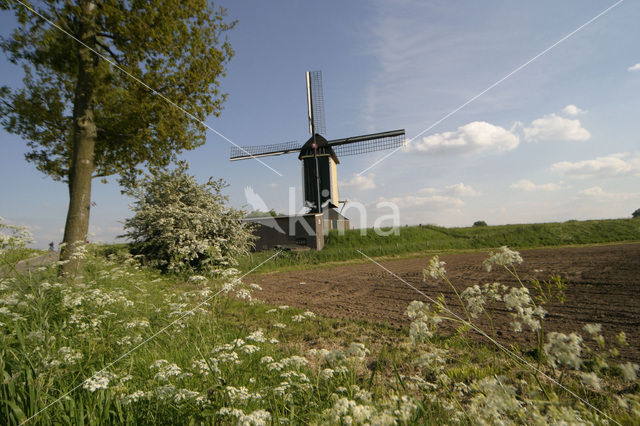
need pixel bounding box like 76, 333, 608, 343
123, 163, 254, 274
632, 208, 640, 219
473, 220, 488, 227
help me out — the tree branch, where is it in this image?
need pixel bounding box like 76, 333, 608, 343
97, 32, 117, 40
95, 39, 123, 65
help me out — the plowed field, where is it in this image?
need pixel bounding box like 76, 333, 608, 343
250, 243, 640, 361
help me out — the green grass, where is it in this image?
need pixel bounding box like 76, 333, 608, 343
1, 247, 44, 265
1, 246, 637, 424
237, 218, 640, 273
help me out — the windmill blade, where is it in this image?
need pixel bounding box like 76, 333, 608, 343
230, 140, 301, 161
328, 129, 405, 157
306, 70, 326, 134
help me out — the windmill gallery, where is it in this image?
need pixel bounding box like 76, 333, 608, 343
230, 71, 405, 250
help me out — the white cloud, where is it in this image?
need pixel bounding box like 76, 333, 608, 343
628, 63, 640, 72
445, 182, 481, 197
420, 182, 481, 197
579, 186, 638, 201
510, 179, 562, 192
561, 104, 585, 116
342, 173, 376, 191
524, 114, 590, 142
551, 153, 640, 178
409, 121, 519, 155
379, 194, 464, 210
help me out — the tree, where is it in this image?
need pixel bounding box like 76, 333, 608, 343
633, 209, 640, 219
473, 220, 488, 227
246, 209, 279, 218
123, 163, 254, 274
0, 0, 235, 274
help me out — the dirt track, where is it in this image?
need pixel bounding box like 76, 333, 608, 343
250, 244, 640, 362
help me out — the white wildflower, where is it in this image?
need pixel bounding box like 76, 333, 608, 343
125, 319, 150, 329
248, 283, 263, 291
231, 338, 246, 347
335, 365, 349, 374
278, 305, 289, 310
483, 246, 523, 272
291, 314, 306, 322
544, 332, 583, 369
188, 275, 208, 283
154, 363, 182, 381
218, 407, 244, 418
281, 371, 310, 382
406, 300, 425, 319
238, 409, 271, 426
150, 359, 169, 369
320, 368, 335, 380
424, 255, 446, 280
192, 358, 219, 375
583, 323, 602, 335
225, 385, 261, 403
83, 370, 115, 392
246, 329, 267, 342
273, 323, 286, 329
58, 346, 83, 365
235, 289, 252, 300
619, 362, 640, 382
123, 390, 146, 404
504, 287, 543, 332
241, 344, 260, 354
269, 337, 279, 344
215, 351, 241, 364
281, 356, 308, 368
273, 382, 290, 395
213, 343, 235, 352
580, 372, 602, 390
265, 308, 277, 314
267, 362, 284, 371
461, 284, 485, 318
174, 388, 199, 402
346, 343, 370, 359
221, 282, 236, 293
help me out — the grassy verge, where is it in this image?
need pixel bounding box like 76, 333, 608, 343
0, 246, 638, 424
237, 218, 640, 273
1, 247, 44, 265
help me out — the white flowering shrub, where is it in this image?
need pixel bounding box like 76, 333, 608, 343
123, 163, 254, 274
0, 217, 34, 263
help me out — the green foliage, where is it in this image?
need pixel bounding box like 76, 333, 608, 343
0, 0, 236, 186
1, 243, 636, 424
239, 218, 640, 273
633, 208, 640, 218
473, 220, 488, 227
0, 217, 36, 264
245, 209, 278, 218
122, 163, 254, 274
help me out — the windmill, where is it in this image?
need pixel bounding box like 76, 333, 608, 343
230, 71, 405, 215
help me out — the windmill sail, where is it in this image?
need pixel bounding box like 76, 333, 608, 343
230, 140, 301, 161
306, 71, 326, 135
329, 129, 405, 157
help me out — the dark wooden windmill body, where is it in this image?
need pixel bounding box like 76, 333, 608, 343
231, 71, 405, 216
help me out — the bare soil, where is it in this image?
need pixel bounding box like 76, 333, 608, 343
250, 243, 640, 362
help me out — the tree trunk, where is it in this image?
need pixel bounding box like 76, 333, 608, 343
59, 0, 98, 276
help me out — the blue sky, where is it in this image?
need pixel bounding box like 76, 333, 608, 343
1, 0, 639, 247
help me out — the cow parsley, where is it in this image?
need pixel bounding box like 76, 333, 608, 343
424, 255, 446, 280
544, 332, 583, 369
483, 246, 523, 272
